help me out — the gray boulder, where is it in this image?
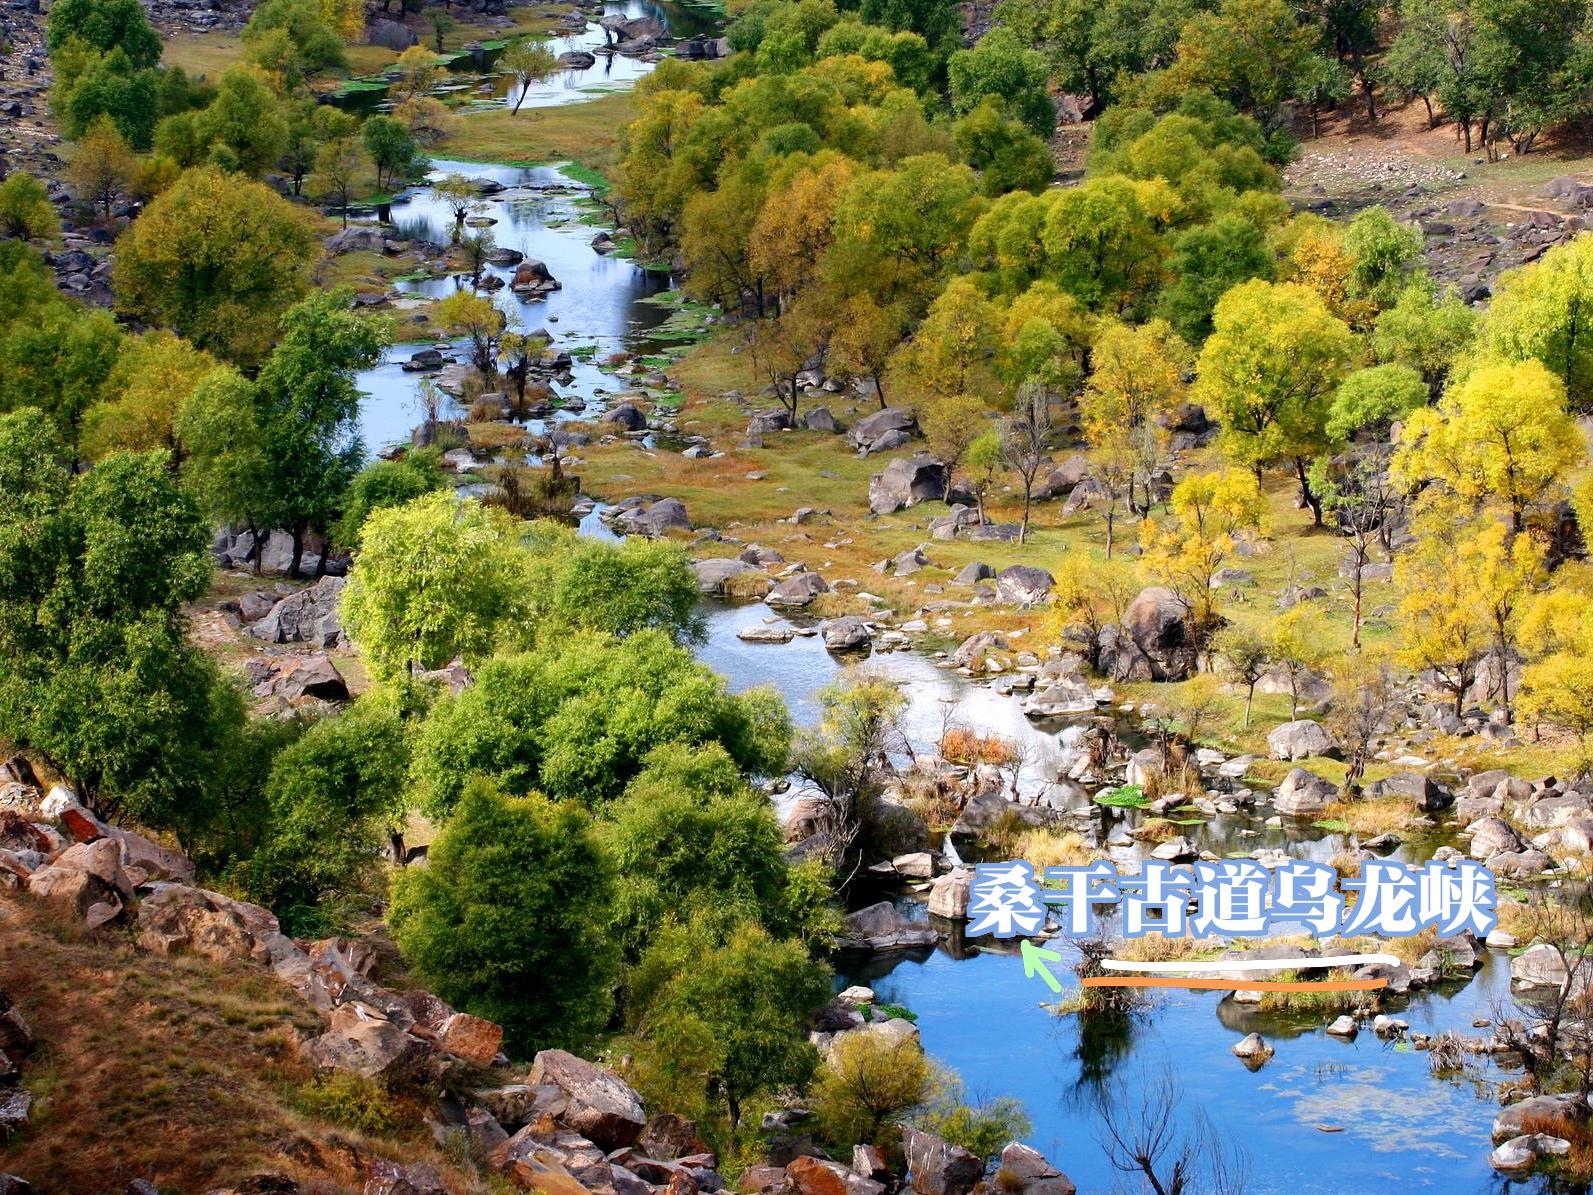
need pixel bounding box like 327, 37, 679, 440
903, 1126, 982, 1195
528, 1048, 648, 1149
693, 557, 756, 594
1112, 587, 1194, 681
1467, 817, 1525, 860
869, 455, 946, 514
604, 402, 647, 431
840, 902, 938, 952
1267, 720, 1339, 761
996, 565, 1054, 607
767, 572, 830, 608
822, 616, 873, 651
1273, 768, 1337, 817
247, 575, 345, 647
851, 407, 916, 451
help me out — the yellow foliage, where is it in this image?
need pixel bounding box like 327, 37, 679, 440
1139, 467, 1267, 629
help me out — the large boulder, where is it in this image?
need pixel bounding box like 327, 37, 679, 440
903, 1127, 982, 1195
822, 616, 873, 651
868, 455, 946, 514
136, 884, 282, 965
1364, 770, 1452, 812
302, 1001, 426, 1079
996, 565, 1054, 607
693, 557, 757, 594
787, 1156, 886, 1195
1273, 768, 1338, 817
1493, 1093, 1589, 1143
1267, 720, 1339, 761
1112, 587, 1194, 681
247, 575, 346, 647
997, 1143, 1075, 1195
1511, 943, 1575, 991
838, 902, 938, 952
368, 18, 417, 49
851, 407, 916, 452
1467, 816, 1525, 860
767, 572, 830, 609
604, 402, 647, 432
528, 1049, 647, 1149
618, 497, 689, 538
927, 868, 970, 919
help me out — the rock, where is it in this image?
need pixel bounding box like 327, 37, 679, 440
739, 625, 795, 643
868, 455, 945, 514
642, 1113, 713, 1163
804, 407, 838, 433
556, 49, 596, 69
748, 410, 793, 436
1494, 1094, 1589, 1143
604, 402, 647, 431
1112, 587, 1194, 681
1273, 768, 1337, 817
368, 18, 417, 49
822, 616, 873, 651
528, 1049, 647, 1149
302, 1001, 425, 1079
927, 868, 970, 919
996, 1143, 1074, 1195
996, 565, 1054, 607
694, 557, 756, 594
1151, 835, 1198, 862
1365, 770, 1452, 812
247, 576, 346, 647
1468, 817, 1525, 860
1491, 1133, 1571, 1173
786, 1156, 885, 1195
850, 407, 916, 451
52, 837, 133, 900
256, 653, 350, 703
1490, 849, 1552, 879
1511, 943, 1572, 990
1232, 1033, 1274, 1064
1325, 1015, 1358, 1038
25, 864, 120, 924
1267, 720, 1339, 761
952, 630, 1008, 668
0, 991, 34, 1076
953, 562, 994, 585
324, 226, 387, 254
902, 1126, 982, 1195
0, 1090, 31, 1136
839, 902, 938, 952
767, 572, 830, 609
437, 1011, 503, 1065
619, 497, 689, 538
136, 884, 281, 964
1373, 1015, 1409, 1037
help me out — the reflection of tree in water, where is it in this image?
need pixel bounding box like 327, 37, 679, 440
1068, 1009, 1139, 1101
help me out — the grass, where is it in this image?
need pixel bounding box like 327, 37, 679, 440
0, 898, 468, 1189
438, 90, 636, 178
159, 31, 244, 81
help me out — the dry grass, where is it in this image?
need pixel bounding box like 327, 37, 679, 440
439, 91, 637, 175
1518, 1110, 1593, 1182
997, 826, 1102, 869
0, 896, 469, 1191
1319, 795, 1419, 839
939, 728, 1015, 767
1112, 933, 1216, 963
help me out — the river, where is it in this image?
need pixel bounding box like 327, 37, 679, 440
350, 22, 1557, 1193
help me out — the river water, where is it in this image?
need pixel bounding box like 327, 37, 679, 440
352, 26, 1558, 1194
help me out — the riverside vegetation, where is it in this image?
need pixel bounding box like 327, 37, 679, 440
11, 0, 1593, 1189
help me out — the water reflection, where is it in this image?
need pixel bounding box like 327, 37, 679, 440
354, 157, 675, 453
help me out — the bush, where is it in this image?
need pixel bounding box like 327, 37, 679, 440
916, 1087, 1031, 1170
811, 1030, 933, 1151
390, 778, 619, 1055
295, 1073, 400, 1135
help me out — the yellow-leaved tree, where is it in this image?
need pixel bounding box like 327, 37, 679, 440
1391, 358, 1584, 531
1518, 566, 1593, 755
1079, 317, 1191, 556
1140, 467, 1267, 637
1393, 507, 1492, 719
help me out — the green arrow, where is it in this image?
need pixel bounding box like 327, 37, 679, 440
1020, 939, 1063, 994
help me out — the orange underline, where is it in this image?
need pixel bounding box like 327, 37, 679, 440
1082, 977, 1390, 991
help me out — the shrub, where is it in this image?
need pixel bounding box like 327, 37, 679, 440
811, 1030, 933, 1152
295, 1073, 400, 1135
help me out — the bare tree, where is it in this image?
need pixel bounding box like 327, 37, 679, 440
1097, 1067, 1249, 1195
1491, 891, 1593, 1099
1002, 383, 1050, 545
1312, 450, 1401, 649
1327, 657, 1403, 794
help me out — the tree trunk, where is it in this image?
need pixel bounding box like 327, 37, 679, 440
1105, 506, 1115, 559
1422, 95, 1434, 127
1243, 685, 1255, 729
1295, 457, 1323, 526
288, 526, 306, 580
1019, 488, 1032, 545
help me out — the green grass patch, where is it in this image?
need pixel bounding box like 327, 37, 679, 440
1094, 784, 1150, 808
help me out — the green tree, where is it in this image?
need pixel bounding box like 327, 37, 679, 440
811, 1029, 934, 1151
602, 743, 796, 957
47, 0, 161, 67
0, 173, 61, 242
1193, 278, 1357, 522
81, 330, 221, 460
1478, 235, 1593, 411
1371, 281, 1477, 396
341, 492, 533, 683
1040, 176, 1168, 313
1326, 363, 1429, 441
526, 525, 706, 645
243, 0, 347, 85
1158, 214, 1276, 342
0, 303, 123, 460
113, 166, 316, 365
947, 26, 1053, 137
409, 631, 792, 814
58, 48, 160, 148
247, 700, 409, 933
391, 779, 620, 1054
952, 98, 1053, 197
0, 414, 234, 836
502, 36, 556, 115
362, 115, 422, 190
196, 65, 290, 176
630, 920, 829, 1128
1342, 206, 1424, 308
332, 453, 447, 547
